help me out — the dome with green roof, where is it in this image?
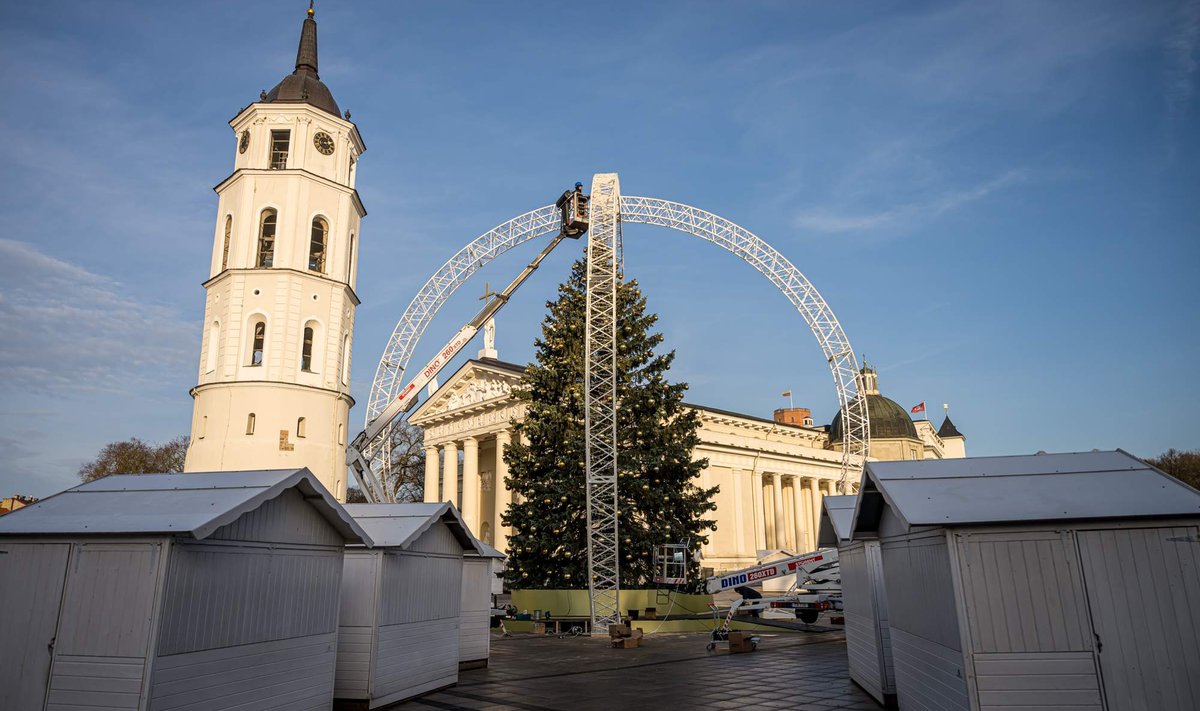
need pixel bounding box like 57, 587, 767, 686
829, 364, 918, 442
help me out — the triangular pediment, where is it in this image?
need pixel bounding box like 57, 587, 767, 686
408, 359, 524, 425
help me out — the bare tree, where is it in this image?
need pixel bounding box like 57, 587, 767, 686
1147, 448, 1200, 490
78, 436, 189, 483
345, 422, 428, 503
383, 421, 427, 502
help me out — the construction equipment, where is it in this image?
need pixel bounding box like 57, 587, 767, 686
345, 220, 581, 501
705, 548, 842, 650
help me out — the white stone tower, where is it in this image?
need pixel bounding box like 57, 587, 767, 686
184, 5, 364, 500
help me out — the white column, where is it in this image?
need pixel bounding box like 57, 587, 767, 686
793, 478, 810, 551
461, 436, 480, 535
771, 473, 786, 550
442, 441, 458, 506
493, 430, 512, 554
731, 469, 747, 558
813, 479, 827, 535
423, 445, 439, 503
802, 477, 816, 547
751, 469, 766, 552
783, 478, 797, 551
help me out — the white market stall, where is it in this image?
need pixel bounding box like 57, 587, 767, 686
460, 540, 505, 669
822, 494, 895, 707
0, 469, 370, 711
335, 502, 481, 708
852, 450, 1200, 711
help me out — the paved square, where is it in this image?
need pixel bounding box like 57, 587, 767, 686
403, 629, 880, 710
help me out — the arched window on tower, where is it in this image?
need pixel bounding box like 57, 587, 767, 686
205, 321, 220, 373
341, 333, 351, 385
296, 417, 307, 438
248, 319, 266, 366
221, 215, 232, 271
301, 324, 315, 372
347, 232, 355, 282
246, 413, 256, 435
257, 209, 277, 268
309, 218, 327, 273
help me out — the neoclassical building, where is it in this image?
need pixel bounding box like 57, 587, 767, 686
409, 340, 966, 575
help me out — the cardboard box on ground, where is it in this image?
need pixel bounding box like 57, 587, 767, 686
609, 624, 645, 649
727, 631, 756, 654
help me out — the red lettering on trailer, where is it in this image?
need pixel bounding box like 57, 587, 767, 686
748, 568, 779, 582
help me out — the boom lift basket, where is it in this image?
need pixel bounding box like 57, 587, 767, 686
652, 543, 689, 586
562, 191, 589, 237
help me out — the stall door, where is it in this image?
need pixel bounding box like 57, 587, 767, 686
47, 542, 162, 711
0, 542, 71, 711
1077, 526, 1200, 711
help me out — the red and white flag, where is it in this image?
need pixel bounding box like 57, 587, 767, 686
910, 402, 926, 414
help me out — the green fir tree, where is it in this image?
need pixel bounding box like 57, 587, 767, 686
502, 257, 718, 590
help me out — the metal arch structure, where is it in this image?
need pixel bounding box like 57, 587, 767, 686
583, 174, 622, 629
362, 187, 870, 628
366, 205, 561, 423
364, 196, 870, 486
362, 206, 561, 475
619, 196, 870, 480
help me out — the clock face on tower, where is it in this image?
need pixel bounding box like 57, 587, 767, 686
313, 131, 335, 156
238, 130, 250, 154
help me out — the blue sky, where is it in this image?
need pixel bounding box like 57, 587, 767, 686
1, 0, 1197, 498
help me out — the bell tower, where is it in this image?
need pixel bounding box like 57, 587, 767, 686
184, 4, 365, 500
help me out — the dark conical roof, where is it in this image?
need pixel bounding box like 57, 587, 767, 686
262, 6, 340, 117
830, 393, 919, 442
938, 416, 964, 439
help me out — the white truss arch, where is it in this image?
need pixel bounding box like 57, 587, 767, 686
365, 197, 869, 491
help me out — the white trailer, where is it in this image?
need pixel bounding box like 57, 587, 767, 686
706, 548, 843, 630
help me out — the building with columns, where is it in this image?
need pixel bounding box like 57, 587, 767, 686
409, 341, 966, 576
184, 7, 364, 501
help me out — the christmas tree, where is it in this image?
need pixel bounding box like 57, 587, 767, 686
502, 256, 718, 590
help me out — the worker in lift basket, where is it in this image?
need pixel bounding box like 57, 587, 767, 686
556, 182, 587, 232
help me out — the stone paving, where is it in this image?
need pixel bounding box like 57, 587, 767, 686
402, 627, 881, 710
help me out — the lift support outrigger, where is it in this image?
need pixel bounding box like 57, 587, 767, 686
346, 188, 588, 502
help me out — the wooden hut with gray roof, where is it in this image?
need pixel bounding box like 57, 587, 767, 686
850, 449, 1200, 711
0, 468, 371, 711
335, 502, 482, 708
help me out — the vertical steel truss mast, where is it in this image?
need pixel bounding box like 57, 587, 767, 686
583, 174, 622, 630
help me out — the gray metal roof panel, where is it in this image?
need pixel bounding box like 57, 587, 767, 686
343, 502, 481, 552
470, 540, 506, 559
0, 469, 373, 545
819, 495, 857, 544
867, 450, 1144, 481
76, 469, 294, 491
860, 450, 1200, 528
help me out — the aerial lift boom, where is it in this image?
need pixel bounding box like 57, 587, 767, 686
347, 199, 584, 501
706, 548, 840, 594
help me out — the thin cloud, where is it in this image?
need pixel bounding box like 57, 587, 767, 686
794, 170, 1028, 235
1165, 0, 1200, 112
0, 239, 196, 396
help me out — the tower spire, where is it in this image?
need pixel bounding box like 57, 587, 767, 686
295, 2, 319, 76
260, 1, 340, 116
